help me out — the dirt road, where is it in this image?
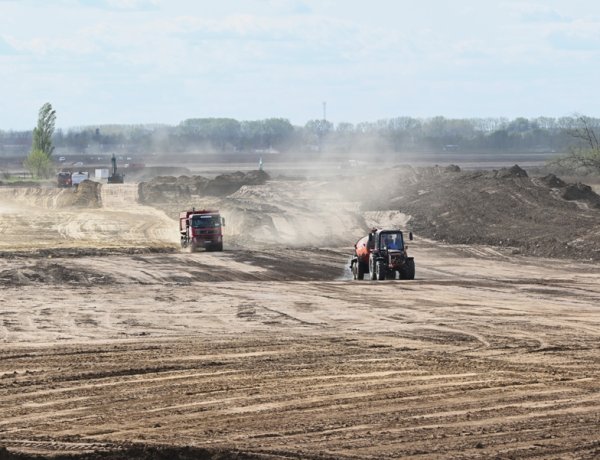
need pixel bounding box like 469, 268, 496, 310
0, 181, 599, 459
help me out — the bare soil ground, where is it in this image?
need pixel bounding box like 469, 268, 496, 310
0, 170, 599, 459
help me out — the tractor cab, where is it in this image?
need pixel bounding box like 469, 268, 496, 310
379, 231, 404, 251
368, 229, 412, 253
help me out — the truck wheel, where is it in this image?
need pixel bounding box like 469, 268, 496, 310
375, 260, 386, 280
215, 242, 223, 252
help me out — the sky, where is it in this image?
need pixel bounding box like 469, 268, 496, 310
1, 0, 599, 130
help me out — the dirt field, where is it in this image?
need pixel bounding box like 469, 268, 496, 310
0, 172, 599, 459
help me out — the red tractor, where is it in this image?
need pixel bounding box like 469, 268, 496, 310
350, 228, 415, 280
179, 209, 225, 252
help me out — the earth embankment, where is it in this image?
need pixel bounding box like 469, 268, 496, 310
137, 165, 600, 260
358, 164, 600, 260
0, 182, 177, 251
0, 180, 101, 209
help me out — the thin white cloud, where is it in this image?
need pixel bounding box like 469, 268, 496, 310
106, 0, 160, 9
78, 0, 161, 10
0, 35, 18, 54
547, 19, 600, 51
2, 0, 600, 129
267, 0, 312, 14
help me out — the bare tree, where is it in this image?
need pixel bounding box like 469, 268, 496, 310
551, 116, 600, 173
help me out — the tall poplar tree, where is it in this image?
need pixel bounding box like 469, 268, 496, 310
24, 103, 56, 178
32, 102, 56, 157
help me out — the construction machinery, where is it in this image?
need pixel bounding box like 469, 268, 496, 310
350, 228, 415, 280
107, 154, 124, 184
57, 171, 72, 188
180, 209, 225, 252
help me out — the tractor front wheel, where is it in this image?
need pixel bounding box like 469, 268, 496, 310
401, 259, 415, 280
375, 260, 386, 280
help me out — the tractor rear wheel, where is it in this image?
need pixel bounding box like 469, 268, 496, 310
357, 262, 365, 280
356, 261, 366, 280
369, 257, 376, 280
352, 261, 364, 280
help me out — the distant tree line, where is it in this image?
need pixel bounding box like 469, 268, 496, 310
3, 115, 600, 157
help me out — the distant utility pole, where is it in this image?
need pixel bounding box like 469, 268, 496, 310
318, 101, 327, 153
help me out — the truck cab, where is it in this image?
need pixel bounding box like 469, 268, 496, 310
57, 171, 72, 188
180, 209, 225, 252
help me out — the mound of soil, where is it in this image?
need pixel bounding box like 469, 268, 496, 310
444, 164, 461, 173
126, 166, 192, 182
494, 164, 528, 178
561, 182, 600, 207
540, 173, 567, 188
57, 180, 102, 208
0, 182, 101, 209
538, 175, 600, 207
0, 261, 114, 286
139, 170, 270, 204
362, 165, 600, 260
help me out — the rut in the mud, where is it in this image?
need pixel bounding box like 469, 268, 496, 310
0, 445, 277, 460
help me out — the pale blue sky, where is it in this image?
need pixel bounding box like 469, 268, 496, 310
1, 0, 599, 129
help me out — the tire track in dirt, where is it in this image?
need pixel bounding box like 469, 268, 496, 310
1, 333, 598, 459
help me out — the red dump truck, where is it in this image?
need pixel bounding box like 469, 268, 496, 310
57, 171, 72, 188
350, 228, 415, 280
179, 209, 225, 252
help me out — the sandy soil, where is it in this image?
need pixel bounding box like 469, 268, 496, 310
0, 178, 599, 459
